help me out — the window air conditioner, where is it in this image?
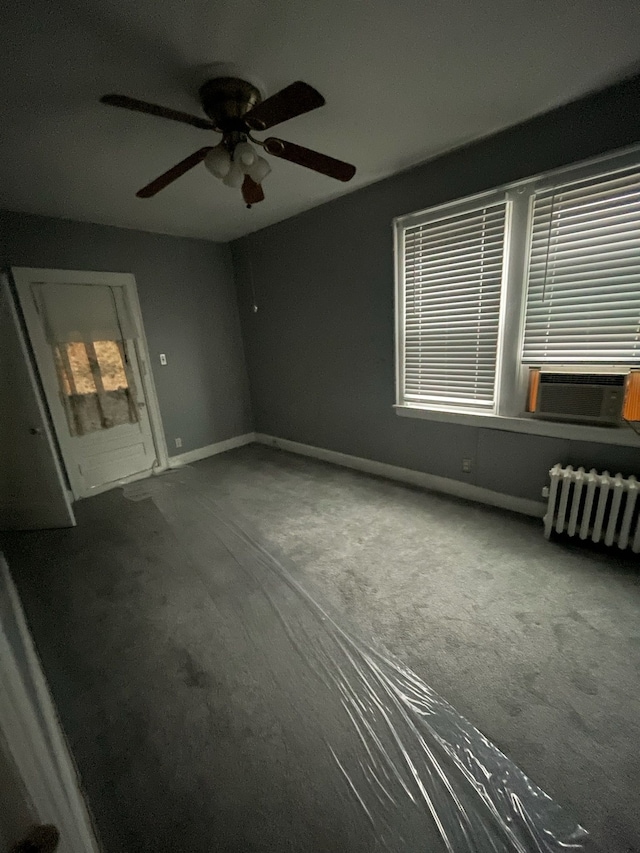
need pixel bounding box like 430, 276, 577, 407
526, 367, 640, 426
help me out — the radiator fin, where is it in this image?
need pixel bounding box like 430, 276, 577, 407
544, 464, 640, 553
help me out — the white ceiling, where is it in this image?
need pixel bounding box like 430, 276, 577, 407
2, 0, 640, 242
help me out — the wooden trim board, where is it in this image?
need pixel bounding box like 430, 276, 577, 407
168, 432, 256, 467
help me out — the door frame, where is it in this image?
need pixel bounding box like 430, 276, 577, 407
12, 268, 169, 498
0, 554, 101, 852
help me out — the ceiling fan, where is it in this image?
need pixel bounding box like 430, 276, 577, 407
101, 77, 356, 207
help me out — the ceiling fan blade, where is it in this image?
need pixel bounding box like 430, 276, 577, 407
242, 175, 265, 206
244, 82, 325, 131
263, 138, 356, 182
101, 94, 215, 131
136, 147, 213, 198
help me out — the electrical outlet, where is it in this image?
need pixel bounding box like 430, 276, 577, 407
175, 437, 182, 448
159, 353, 167, 365
462, 458, 472, 473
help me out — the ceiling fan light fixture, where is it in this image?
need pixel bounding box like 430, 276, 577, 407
204, 143, 231, 179
247, 155, 271, 183
234, 141, 257, 167
223, 159, 245, 188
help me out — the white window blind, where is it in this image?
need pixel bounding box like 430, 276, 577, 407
523, 166, 640, 364
402, 200, 507, 410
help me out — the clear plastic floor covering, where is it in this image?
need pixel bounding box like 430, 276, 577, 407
124, 468, 593, 853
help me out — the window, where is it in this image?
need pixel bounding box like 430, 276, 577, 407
395, 149, 640, 420
53, 341, 138, 436
523, 166, 640, 364
400, 196, 507, 412
33, 281, 139, 436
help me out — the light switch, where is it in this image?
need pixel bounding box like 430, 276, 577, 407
159, 353, 167, 365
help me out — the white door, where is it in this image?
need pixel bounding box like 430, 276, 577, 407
0, 554, 101, 853
0, 275, 75, 530
13, 269, 160, 499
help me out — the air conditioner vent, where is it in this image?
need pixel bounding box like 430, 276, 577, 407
540, 373, 625, 387
538, 384, 605, 417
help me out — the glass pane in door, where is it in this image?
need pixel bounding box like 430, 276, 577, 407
53, 341, 139, 436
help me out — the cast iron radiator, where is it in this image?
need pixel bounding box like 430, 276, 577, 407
544, 463, 640, 552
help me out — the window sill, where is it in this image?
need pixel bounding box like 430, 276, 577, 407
394, 404, 640, 448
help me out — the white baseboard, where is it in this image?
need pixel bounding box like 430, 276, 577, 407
167, 431, 546, 517
169, 432, 256, 468
254, 433, 546, 518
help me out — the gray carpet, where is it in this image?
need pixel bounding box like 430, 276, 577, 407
2, 444, 639, 851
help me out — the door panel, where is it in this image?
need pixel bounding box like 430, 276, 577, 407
0, 275, 75, 530
80, 438, 151, 491
14, 270, 158, 499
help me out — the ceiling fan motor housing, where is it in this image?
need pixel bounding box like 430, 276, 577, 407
198, 77, 262, 132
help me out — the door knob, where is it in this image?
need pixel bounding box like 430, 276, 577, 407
29, 427, 42, 435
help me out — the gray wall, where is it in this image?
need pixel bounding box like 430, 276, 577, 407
0, 210, 253, 456
232, 76, 640, 502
